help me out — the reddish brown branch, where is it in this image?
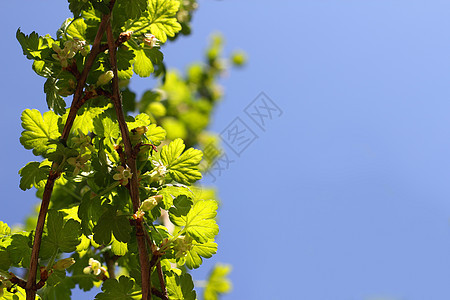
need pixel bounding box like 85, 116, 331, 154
9, 273, 27, 289
156, 261, 168, 300
99, 30, 133, 52
25, 171, 58, 299
114, 144, 127, 167
65, 60, 81, 80
105, 19, 152, 300
25, 4, 116, 299
103, 252, 118, 279
61, 11, 113, 140
152, 287, 169, 300
144, 230, 167, 300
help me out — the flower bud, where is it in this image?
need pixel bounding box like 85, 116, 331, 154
174, 236, 193, 258
96, 70, 114, 86
231, 51, 247, 66
53, 258, 76, 270
60, 58, 69, 68
135, 126, 148, 135
140, 195, 163, 211
143, 33, 160, 48
52, 43, 61, 53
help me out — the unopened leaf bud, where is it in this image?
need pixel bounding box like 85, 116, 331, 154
53, 258, 76, 270
52, 43, 61, 53
135, 126, 148, 135
96, 70, 114, 86
140, 195, 163, 211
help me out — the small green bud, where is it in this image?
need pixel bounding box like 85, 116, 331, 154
53, 258, 76, 270
96, 70, 114, 86
140, 195, 163, 211
174, 236, 193, 259
135, 126, 148, 135
113, 166, 133, 185
231, 50, 247, 66
60, 58, 69, 68
52, 43, 61, 53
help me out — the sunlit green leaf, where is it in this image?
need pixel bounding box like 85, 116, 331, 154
170, 200, 218, 243
185, 240, 217, 269
18, 161, 50, 191
20, 109, 61, 156
203, 264, 233, 300
166, 272, 196, 300
161, 138, 203, 184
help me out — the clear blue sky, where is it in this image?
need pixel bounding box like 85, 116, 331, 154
1, 1, 450, 299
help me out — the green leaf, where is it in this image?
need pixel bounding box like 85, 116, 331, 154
117, 47, 135, 80
1, 286, 29, 300
95, 276, 136, 300
132, 48, 153, 77
0, 221, 11, 236
170, 200, 219, 243
116, 0, 147, 19
66, 18, 87, 40
0, 249, 11, 271
68, 0, 91, 16
161, 138, 203, 184
159, 184, 194, 209
18, 161, 50, 191
166, 272, 196, 300
46, 143, 78, 165
46, 269, 66, 287
16, 29, 50, 60
7, 233, 32, 267
41, 210, 82, 253
20, 109, 61, 156
111, 236, 128, 256
203, 264, 233, 300
146, 124, 166, 145
76, 234, 91, 252
130, 46, 163, 78
169, 195, 193, 217
65, 105, 109, 135
44, 77, 67, 116
93, 209, 132, 245
68, 253, 96, 291
93, 116, 120, 139
147, 0, 182, 43
118, 68, 133, 80
185, 240, 217, 269
161, 138, 185, 166
126, 113, 151, 130
78, 193, 105, 235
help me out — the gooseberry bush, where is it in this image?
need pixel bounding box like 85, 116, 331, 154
0, 0, 242, 299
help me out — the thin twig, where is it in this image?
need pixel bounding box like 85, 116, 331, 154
103, 252, 116, 279
99, 31, 133, 52
24, 6, 115, 299
152, 287, 169, 300
105, 18, 152, 300
61, 10, 112, 139
156, 261, 168, 300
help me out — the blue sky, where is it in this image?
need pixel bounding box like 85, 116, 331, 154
1, 1, 450, 299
